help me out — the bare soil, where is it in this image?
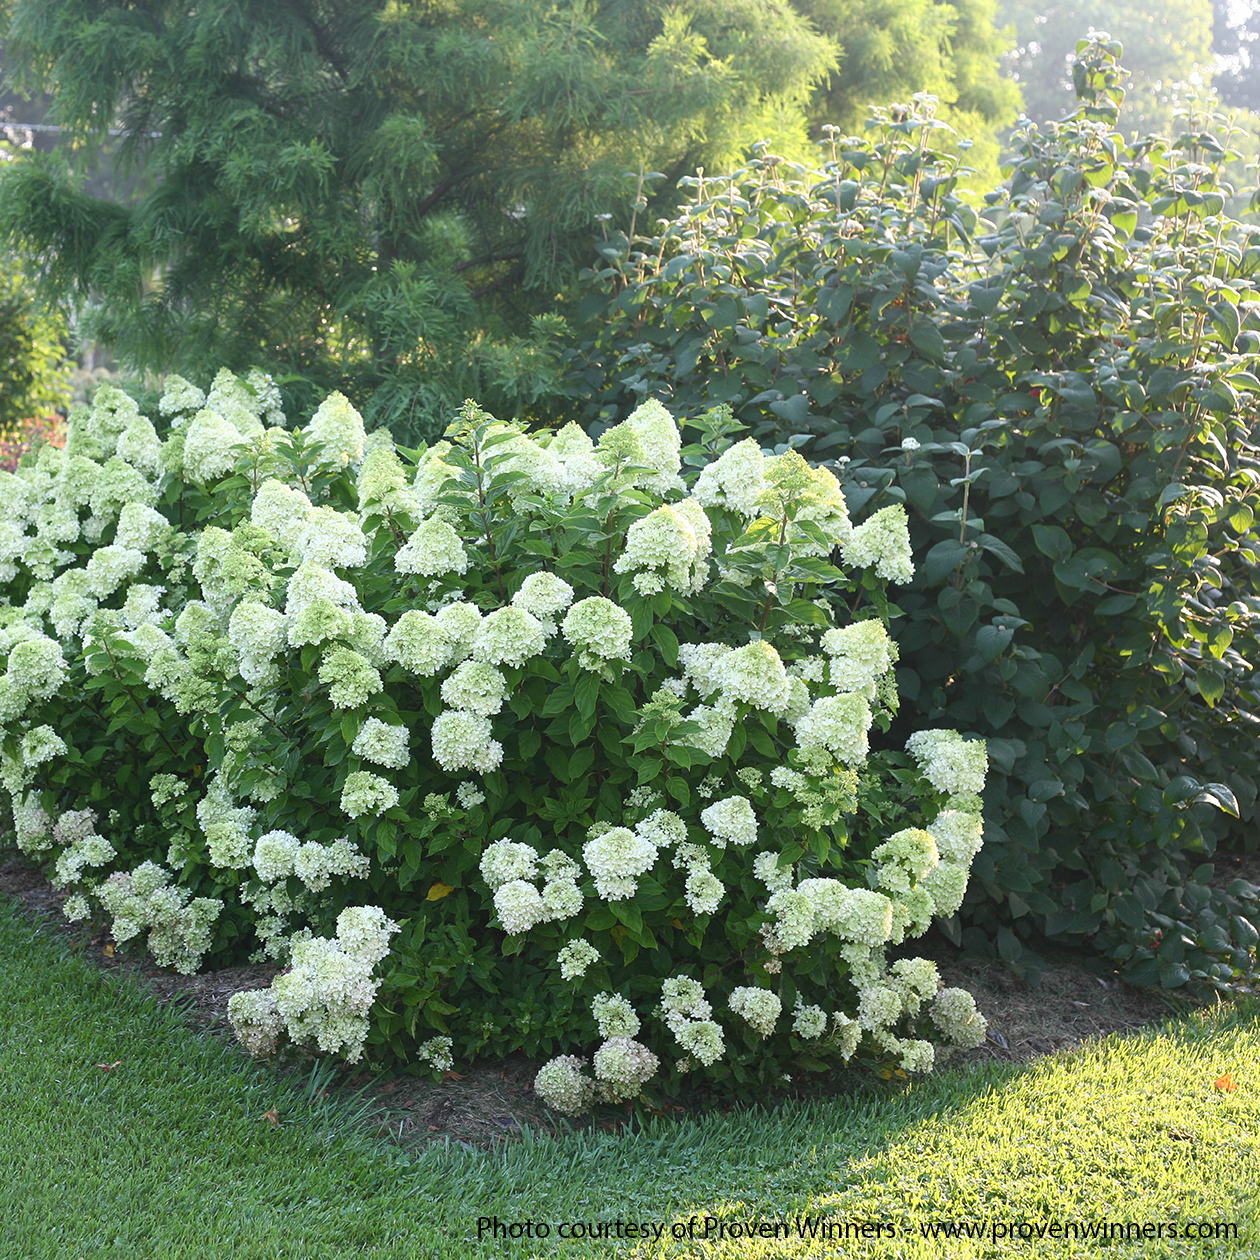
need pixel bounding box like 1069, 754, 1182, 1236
5, 848, 1257, 1154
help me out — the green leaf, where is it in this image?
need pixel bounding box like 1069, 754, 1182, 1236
1031, 523, 1072, 560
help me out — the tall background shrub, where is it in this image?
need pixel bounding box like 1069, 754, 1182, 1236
560, 38, 1260, 988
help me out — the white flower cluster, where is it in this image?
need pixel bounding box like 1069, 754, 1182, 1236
351, 717, 410, 769
416, 1036, 455, 1073
841, 505, 914, 583
592, 992, 640, 1038
929, 987, 988, 1048
699, 795, 758, 848
613, 499, 712, 595
794, 692, 872, 766
510, 571, 574, 631
96, 861, 224, 974
561, 597, 633, 672
197, 779, 257, 869
339, 770, 400, 819
906, 730, 989, 796
227, 906, 397, 1062
596, 399, 685, 496
430, 709, 503, 775
307, 391, 367, 468
395, 517, 469, 577
480, 839, 584, 934
582, 824, 657, 900
692, 438, 767, 518
557, 939, 599, 980
660, 976, 725, 1067
252, 831, 369, 892
728, 987, 782, 1038
533, 1034, 661, 1114
821, 619, 896, 697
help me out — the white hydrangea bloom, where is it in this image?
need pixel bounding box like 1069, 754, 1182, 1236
890, 957, 941, 1015
676, 1020, 725, 1067
494, 879, 547, 934
684, 868, 724, 916
296, 506, 369, 569
793, 1004, 828, 1039
928, 810, 985, 864
729, 987, 782, 1038
196, 779, 256, 869
183, 408, 245, 483
383, 610, 455, 676
679, 704, 734, 757
358, 446, 422, 518
52, 831, 116, 888
593, 1036, 660, 1103
765, 889, 816, 950
857, 984, 902, 1030
480, 840, 540, 890
416, 1036, 454, 1073
84, 545, 145, 599
794, 693, 872, 765
754, 851, 795, 893
677, 642, 733, 697
929, 987, 988, 1047
693, 438, 767, 518
821, 619, 896, 696
470, 606, 546, 669
920, 860, 970, 916
253, 830, 302, 883
159, 374, 207, 422
19, 725, 67, 768
613, 499, 712, 593
592, 993, 641, 1038
351, 718, 410, 769
836, 888, 896, 946
511, 571, 574, 625
395, 517, 469, 577
534, 1055, 596, 1115
441, 660, 507, 716
582, 825, 656, 900
872, 828, 941, 890
561, 597, 632, 667
430, 709, 503, 774
96, 862, 223, 974
699, 796, 758, 847
294, 837, 370, 892
307, 391, 366, 467
541, 876, 583, 920
841, 505, 914, 582
284, 561, 361, 618
318, 645, 383, 708
252, 479, 314, 556
228, 601, 288, 684
906, 731, 989, 796
232, 907, 397, 1062
557, 939, 599, 981
115, 502, 172, 553
339, 770, 400, 818
717, 640, 791, 712
455, 781, 485, 809
833, 1012, 862, 1060
635, 809, 686, 850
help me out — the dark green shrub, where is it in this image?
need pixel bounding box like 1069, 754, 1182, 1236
560, 39, 1260, 989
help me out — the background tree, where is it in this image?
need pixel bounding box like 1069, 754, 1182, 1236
1213, 0, 1260, 110
790, 0, 1023, 180
997, 0, 1215, 132
0, 0, 835, 439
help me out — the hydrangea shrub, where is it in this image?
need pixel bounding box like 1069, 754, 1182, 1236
0, 373, 989, 1107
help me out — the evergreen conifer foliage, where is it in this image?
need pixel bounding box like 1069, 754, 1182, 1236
0, 0, 835, 437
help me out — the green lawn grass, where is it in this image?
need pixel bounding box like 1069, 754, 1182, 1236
2, 892, 1256, 1259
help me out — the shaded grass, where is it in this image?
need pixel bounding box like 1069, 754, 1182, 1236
2, 893, 1257, 1259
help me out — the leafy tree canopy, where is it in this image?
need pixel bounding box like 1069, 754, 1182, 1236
997, 0, 1215, 132
792, 0, 1022, 179
0, 0, 835, 437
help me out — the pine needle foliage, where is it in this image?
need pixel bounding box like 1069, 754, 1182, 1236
0, 0, 836, 439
